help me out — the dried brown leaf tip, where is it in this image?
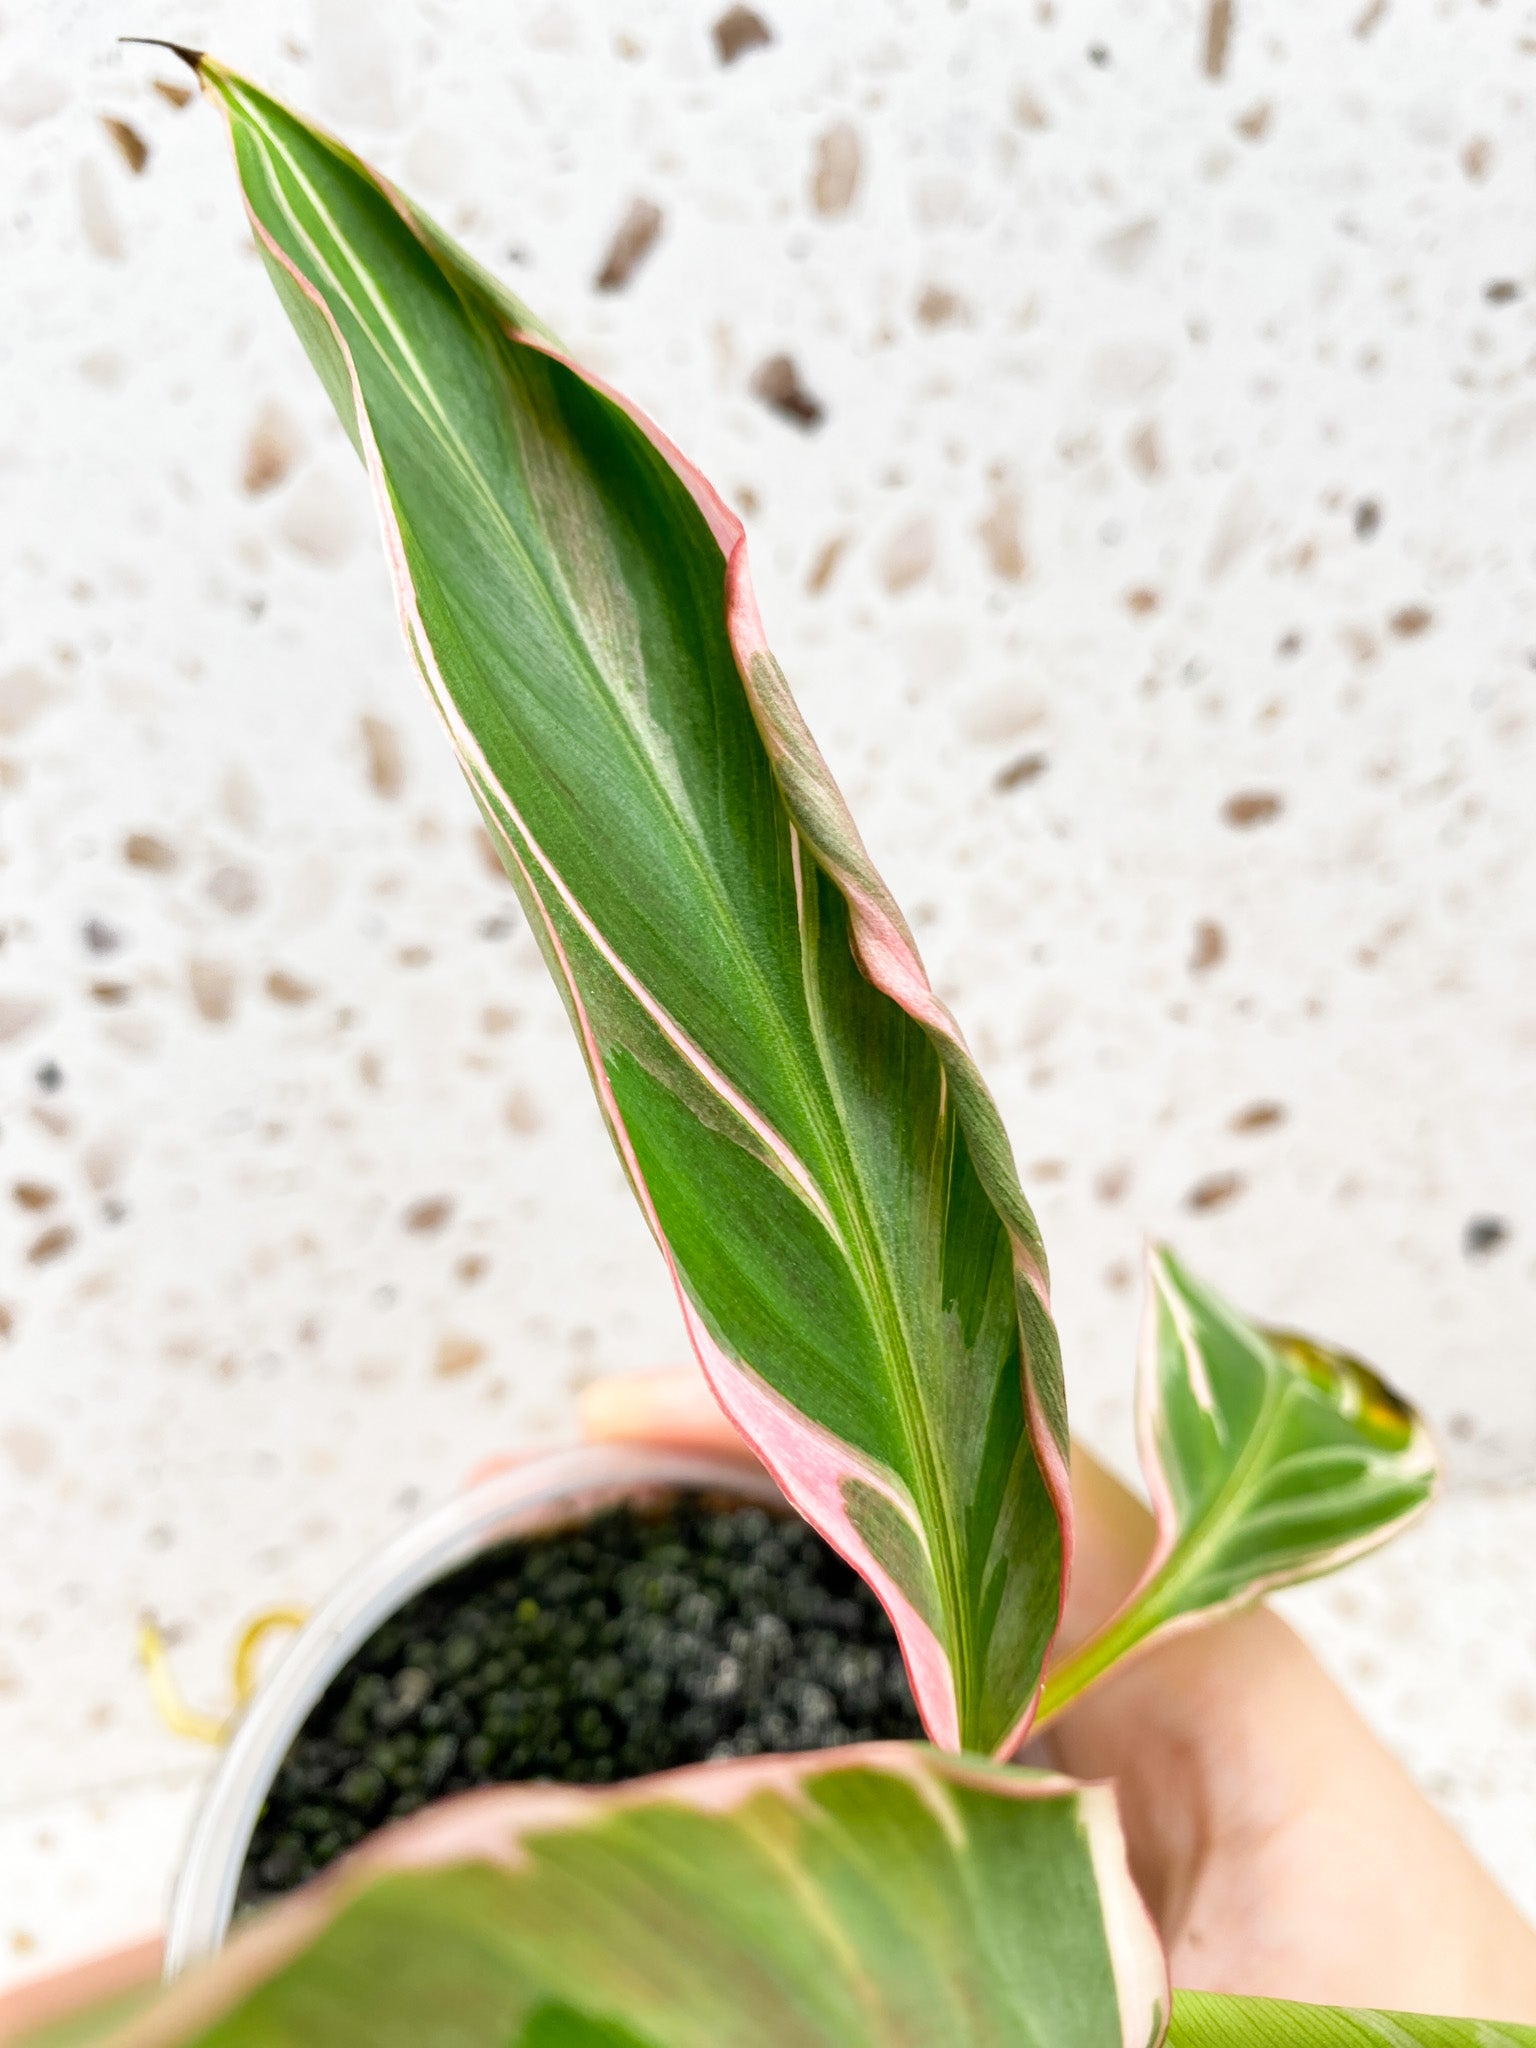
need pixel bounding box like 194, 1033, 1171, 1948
1222, 790, 1283, 828
751, 353, 824, 429
1190, 919, 1226, 972
100, 115, 149, 173
810, 123, 861, 217
595, 198, 662, 292
1203, 0, 1233, 78
1187, 1170, 1244, 1212
995, 752, 1048, 793
713, 5, 773, 64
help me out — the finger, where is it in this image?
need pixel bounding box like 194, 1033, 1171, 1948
579, 1369, 759, 1465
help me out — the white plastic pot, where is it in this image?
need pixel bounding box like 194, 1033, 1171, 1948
163, 1443, 782, 1979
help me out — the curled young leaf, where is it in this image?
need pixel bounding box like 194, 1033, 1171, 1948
189, 59, 1069, 1755
31, 1748, 1168, 2048
1168, 1989, 1536, 2046
1040, 1245, 1439, 1721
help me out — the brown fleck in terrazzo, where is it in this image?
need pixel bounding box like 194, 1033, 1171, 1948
1390, 604, 1433, 638
360, 716, 405, 799
810, 123, 861, 218
404, 1196, 454, 1235
99, 116, 148, 174
805, 535, 847, 595
1187, 1171, 1245, 1213
1190, 920, 1227, 972
434, 1334, 487, 1379
995, 752, 1048, 793
595, 198, 662, 292
750, 354, 824, 430
242, 401, 303, 496
188, 958, 237, 1025
1203, 0, 1233, 80
1223, 790, 1284, 828
123, 832, 178, 874
1231, 1101, 1287, 1134
915, 284, 969, 329
880, 516, 933, 594
712, 5, 773, 64
208, 864, 260, 915
978, 492, 1027, 582
26, 1225, 76, 1266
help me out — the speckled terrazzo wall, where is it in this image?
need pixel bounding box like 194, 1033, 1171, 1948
3, 0, 1534, 1984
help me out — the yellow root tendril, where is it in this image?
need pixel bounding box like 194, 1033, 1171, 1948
138, 1607, 308, 1746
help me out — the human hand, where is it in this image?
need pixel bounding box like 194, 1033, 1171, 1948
582, 1367, 1536, 2024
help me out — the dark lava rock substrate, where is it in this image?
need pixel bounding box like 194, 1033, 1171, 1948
238, 1492, 920, 1909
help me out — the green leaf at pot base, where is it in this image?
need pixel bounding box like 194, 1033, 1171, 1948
187, 57, 1070, 1756
1168, 1989, 1536, 2046
1040, 1246, 1439, 1722
30, 1748, 1168, 2048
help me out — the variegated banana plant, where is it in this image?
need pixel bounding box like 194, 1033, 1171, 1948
100, 46, 1510, 2048
191, 50, 1070, 1760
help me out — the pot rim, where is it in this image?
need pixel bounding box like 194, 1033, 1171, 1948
162, 1441, 783, 1981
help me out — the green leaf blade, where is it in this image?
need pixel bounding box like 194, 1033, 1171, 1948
196, 57, 1069, 1754
32, 1750, 1168, 2048
1168, 1989, 1536, 2046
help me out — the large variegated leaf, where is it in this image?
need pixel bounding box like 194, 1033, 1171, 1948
1040, 1246, 1438, 1721
180, 54, 1069, 1754
23, 1748, 1168, 2048
1168, 1990, 1536, 2046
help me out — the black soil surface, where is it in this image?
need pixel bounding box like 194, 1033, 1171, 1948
237, 1493, 921, 1909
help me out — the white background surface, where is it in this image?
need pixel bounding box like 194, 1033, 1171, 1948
3, 0, 1535, 1991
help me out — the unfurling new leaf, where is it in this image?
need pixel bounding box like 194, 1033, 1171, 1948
1041, 1246, 1439, 1722
197, 58, 1069, 1755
